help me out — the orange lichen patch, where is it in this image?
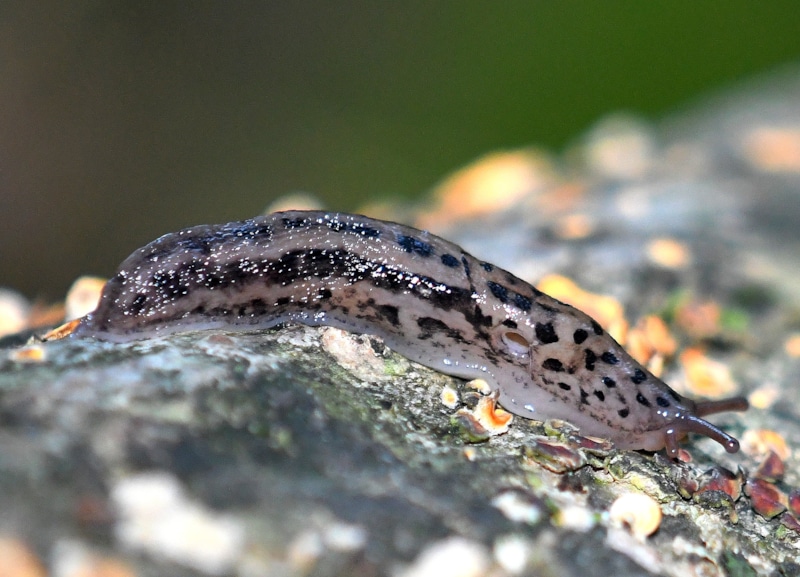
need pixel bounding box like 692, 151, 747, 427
453, 411, 492, 442
744, 478, 788, 519
626, 315, 677, 369
536, 275, 628, 343
784, 333, 800, 357
42, 318, 82, 342
462, 447, 477, 461
8, 345, 47, 363
693, 466, 744, 502
439, 384, 459, 409
747, 384, 780, 410
753, 451, 785, 483
678, 347, 738, 398
552, 213, 596, 240
524, 438, 585, 473
608, 493, 662, 539
471, 392, 513, 432
645, 238, 692, 269
742, 127, 800, 173
453, 391, 512, 441
741, 429, 791, 461
674, 300, 721, 339
0, 537, 46, 577
466, 378, 492, 396
65, 276, 106, 321
780, 512, 800, 533
789, 489, 800, 517
418, 150, 556, 227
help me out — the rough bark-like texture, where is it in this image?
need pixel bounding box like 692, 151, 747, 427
3, 68, 800, 576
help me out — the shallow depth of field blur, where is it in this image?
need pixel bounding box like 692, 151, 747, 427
2, 2, 800, 300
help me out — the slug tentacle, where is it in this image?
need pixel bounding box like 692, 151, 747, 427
71, 210, 749, 456
663, 411, 745, 457
694, 397, 750, 417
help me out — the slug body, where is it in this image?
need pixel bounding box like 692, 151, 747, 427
73, 211, 748, 455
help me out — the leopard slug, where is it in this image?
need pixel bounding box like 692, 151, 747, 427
71, 210, 748, 456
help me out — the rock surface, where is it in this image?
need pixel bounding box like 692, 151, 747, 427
3, 68, 800, 576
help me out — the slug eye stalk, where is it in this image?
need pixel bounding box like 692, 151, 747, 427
663, 397, 749, 457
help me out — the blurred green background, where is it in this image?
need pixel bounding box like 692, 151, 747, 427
2, 2, 800, 299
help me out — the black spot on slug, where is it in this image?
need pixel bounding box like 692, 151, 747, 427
593, 390, 605, 401
573, 328, 588, 344
656, 396, 670, 408
580, 388, 590, 404
513, 294, 532, 312
231, 219, 272, 240
631, 369, 647, 384
542, 358, 564, 372
440, 253, 460, 268
618, 408, 630, 418
591, 320, 604, 335
130, 293, 148, 315
152, 270, 190, 301
326, 219, 381, 238
635, 393, 651, 407
396, 235, 433, 257
481, 262, 494, 272
377, 304, 400, 326
601, 351, 619, 365
584, 349, 597, 371
487, 281, 508, 302
602, 376, 616, 388
502, 319, 518, 329
416, 316, 466, 342
535, 322, 559, 344
558, 382, 571, 391
485, 282, 534, 312
460, 256, 472, 280
282, 217, 310, 230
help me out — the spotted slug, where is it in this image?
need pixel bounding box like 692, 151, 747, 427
71, 210, 748, 456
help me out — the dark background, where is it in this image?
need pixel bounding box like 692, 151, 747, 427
3, 2, 800, 300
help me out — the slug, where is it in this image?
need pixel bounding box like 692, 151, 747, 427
71, 211, 748, 456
